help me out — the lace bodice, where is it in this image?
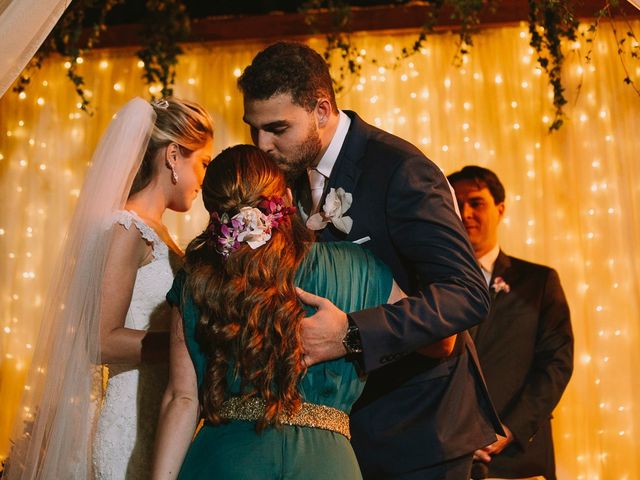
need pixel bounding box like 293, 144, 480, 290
112, 209, 174, 332
93, 210, 178, 479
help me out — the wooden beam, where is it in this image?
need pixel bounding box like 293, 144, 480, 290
94, 1, 640, 49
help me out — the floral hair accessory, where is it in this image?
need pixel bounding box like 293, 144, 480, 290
491, 276, 511, 294
207, 196, 296, 258
306, 187, 353, 234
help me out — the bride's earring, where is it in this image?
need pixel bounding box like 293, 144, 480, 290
166, 158, 178, 184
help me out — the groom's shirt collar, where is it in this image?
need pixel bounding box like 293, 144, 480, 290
313, 110, 351, 179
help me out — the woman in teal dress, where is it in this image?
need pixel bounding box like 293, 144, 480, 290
151, 145, 404, 479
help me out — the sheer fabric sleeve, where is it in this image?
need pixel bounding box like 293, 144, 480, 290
295, 242, 393, 314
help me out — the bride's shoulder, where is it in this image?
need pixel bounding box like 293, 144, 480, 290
112, 209, 136, 228
112, 209, 170, 263
107, 210, 155, 263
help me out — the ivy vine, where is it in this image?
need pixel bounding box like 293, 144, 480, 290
138, 0, 191, 99
302, 0, 361, 94
14, 0, 125, 113
12, 0, 640, 131
13, 0, 189, 112
303, 0, 639, 132
528, 0, 579, 131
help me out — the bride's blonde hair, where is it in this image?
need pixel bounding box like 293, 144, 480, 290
129, 97, 213, 196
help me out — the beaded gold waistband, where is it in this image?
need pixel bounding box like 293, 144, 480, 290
219, 396, 351, 440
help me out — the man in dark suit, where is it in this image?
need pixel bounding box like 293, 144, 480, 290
448, 166, 574, 480
238, 41, 502, 479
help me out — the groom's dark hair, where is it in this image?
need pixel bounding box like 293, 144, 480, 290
238, 41, 338, 112
447, 165, 506, 204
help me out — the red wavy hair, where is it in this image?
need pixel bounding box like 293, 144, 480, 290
184, 145, 313, 429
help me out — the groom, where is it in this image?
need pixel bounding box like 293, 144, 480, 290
238, 42, 502, 479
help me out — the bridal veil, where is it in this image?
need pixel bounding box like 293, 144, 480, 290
4, 98, 156, 479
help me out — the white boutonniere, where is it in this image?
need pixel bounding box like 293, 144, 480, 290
491, 276, 511, 294
306, 187, 353, 234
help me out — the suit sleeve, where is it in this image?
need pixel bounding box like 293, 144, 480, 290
502, 268, 574, 448
349, 155, 491, 372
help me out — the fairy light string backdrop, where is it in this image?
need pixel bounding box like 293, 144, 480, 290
1, 22, 640, 478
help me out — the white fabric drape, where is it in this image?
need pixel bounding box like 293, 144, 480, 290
0, 0, 71, 98
0, 22, 639, 479
3, 98, 155, 479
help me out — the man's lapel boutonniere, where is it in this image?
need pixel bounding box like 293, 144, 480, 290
491, 276, 511, 295
306, 187, 353, 234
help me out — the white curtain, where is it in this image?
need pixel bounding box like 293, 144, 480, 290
0, 0, 71, 98
628, 0, 640, 11
0, 22, 639, 478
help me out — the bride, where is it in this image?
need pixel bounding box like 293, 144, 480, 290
4, 97, 213, 479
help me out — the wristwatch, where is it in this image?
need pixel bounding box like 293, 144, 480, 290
342, 316, 363, 354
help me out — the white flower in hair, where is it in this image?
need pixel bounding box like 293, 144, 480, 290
234, 207, 272, 249
208, 196, 296, 258
306, 187, 353, 234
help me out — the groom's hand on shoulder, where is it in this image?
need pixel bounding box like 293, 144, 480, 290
296, 287, 349, 366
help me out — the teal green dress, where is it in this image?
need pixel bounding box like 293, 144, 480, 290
166, 242, 392, 479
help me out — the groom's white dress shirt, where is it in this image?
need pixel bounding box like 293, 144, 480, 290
306, 110, 351, 212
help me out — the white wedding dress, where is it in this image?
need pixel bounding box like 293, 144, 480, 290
92, 210, 176, 479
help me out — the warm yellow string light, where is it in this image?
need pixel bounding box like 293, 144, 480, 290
0, 21, 639, 478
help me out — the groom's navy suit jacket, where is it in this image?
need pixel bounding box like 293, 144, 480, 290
315, 111, 502, 477
471, 251, 573, 480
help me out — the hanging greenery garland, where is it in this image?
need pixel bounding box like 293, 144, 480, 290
12, 0, 190, 112
11, 0, 640, 130
303, 0, 639, 131
138, 0, 191, 99
13, 0, 125, 112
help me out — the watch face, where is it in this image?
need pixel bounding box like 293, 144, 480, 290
343, 325, 363, 354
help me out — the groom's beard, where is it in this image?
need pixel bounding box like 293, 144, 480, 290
271, 124, 322, 186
